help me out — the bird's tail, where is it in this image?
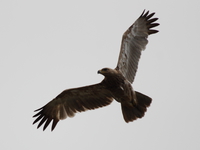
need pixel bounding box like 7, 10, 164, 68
121, 91, 152, 122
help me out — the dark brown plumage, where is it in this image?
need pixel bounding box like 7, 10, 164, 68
33, 10, 159, 131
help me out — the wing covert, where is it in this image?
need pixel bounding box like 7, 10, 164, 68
33, 83, 113, 131
116, 10, 159, 83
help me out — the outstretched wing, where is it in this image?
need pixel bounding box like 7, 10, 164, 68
115, 10, 159, 83
33, 83, 113, 131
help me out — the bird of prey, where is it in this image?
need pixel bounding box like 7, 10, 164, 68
33, 10, 159, 131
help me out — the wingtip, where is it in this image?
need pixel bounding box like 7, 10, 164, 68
51, 119, 59, 131
141, 9, 159, 35
34, 107, 43, 112
149, 30, 159, 35
140, 10, 149, 18
141, 9, 146, 16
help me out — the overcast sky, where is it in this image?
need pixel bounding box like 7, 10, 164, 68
1, 0, 200, 150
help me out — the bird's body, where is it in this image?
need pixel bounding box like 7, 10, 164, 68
98, 68, 152, 122
98, 68, 134, 105
33, 10, 159, 131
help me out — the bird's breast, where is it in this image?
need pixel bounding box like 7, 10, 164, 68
102, 75, 133, 103
109, 83, 133, 104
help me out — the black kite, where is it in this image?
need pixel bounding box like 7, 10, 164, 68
33, 10, 159, 131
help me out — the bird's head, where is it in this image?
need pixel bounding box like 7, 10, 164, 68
97, 68, 118, 76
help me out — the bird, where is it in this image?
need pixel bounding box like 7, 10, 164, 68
33, 10, 159, 131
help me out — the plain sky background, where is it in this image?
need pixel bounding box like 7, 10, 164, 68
1, 0, 200, 150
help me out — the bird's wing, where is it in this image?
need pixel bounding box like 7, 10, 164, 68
115, 10, 159, 83
33, 83, 113, 131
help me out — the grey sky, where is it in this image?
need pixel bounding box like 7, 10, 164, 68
1, 0, 199, 150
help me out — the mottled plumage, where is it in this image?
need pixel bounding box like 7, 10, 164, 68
33, 10, 159, 131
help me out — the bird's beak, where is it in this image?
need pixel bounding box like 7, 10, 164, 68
97, 70, 101, 74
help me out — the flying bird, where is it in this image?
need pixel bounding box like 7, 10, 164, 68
33, 10, 159, 131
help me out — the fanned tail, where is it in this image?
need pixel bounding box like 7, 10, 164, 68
121, 91, 152, 122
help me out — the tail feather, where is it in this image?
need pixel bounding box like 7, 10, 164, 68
121, 91, 152, 122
